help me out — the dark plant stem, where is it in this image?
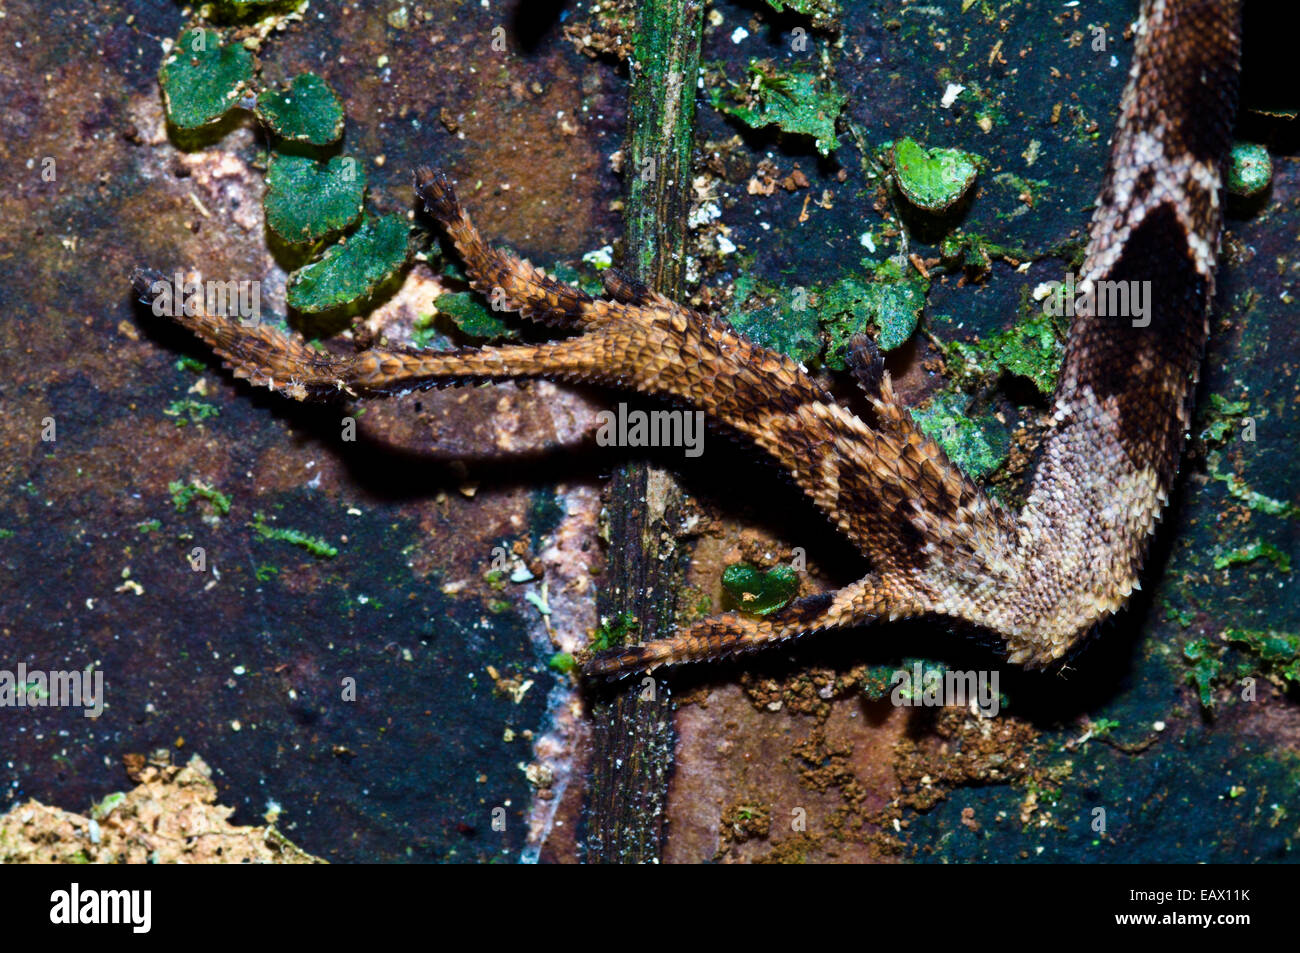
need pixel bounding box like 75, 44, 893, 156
582, 0, 705, 864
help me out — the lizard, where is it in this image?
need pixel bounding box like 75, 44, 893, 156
133, 0, 1243, 680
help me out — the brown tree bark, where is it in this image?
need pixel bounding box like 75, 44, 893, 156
582, 0, 706, 864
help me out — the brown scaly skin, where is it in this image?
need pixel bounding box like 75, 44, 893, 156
132, 0, 1241, 678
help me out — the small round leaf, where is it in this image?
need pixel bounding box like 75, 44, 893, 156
159, 28, 254, 130
287, 215, 413, 313
256, 73, 345, 146
264, 153, 367, 245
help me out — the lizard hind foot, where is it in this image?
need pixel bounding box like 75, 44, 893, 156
414, 165, 597, 328
581, 587, 878, 679
845, 333, 885, 400
413, 166, 461, 225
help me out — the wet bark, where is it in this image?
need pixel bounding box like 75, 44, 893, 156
581, 0, 705, 864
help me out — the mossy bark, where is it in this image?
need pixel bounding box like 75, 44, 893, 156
582, 0, 705, 864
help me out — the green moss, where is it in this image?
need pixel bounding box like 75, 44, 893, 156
175, 356, 207, 373
168, 480, 232, 515
822, 261, 928, 365
910, 392, 1010, 480
941, 229, 1076, 278
721, 563, 799, 616
287, 215, 412, 313
991, 171, 1049, 207
1200, 393, 1250, 445
217, 0, 293, 13
135, 519, 162, 535
729, 262, 927, 367
589, 612, 639, 652
962, 81, 1007, 130
159, 28, 254, 129
762, 0, 841, 30
90, 792, 127, 820
942, 308, 1064, 395
163, 398, 220, 426
674, 585, 714, 622
1213, 541, 1290, 573
264, 153, 367, 246
550, 261, 607, 298
1088, 717, 1120, 739
891, 137, 980, 212
710, 61, 847, 157
1207, 452, 1300, 519
256, 72, 345, 146
727, 274, 822, 366
1226, 142, 1272, 198
1225, 629, 1300, 685
859, 665, 897, 701
249, 511, 338, 558
1183, 628, 1300, 712
411, 313, 454, 350
1183, 638, 1225, 710
547, 652, 577, 675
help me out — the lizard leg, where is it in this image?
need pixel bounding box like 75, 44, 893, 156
128, 273, 628, 400
135, 166, 1007, 677
414, 167, 599, 327
582, 573, 926, 677
416, 167, 701, 333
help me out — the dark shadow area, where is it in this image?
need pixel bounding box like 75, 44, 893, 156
509, 0, 570, 54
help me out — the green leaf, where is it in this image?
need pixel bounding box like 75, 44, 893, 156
159, 29, 254, 129
256, 73, 346, 146
892, 137, 980, 212
722, 563, 799, 616
711, 62, 846, 156
264, 153, 366, 245
433, 291, 517, 341
287, 215, 412, 313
